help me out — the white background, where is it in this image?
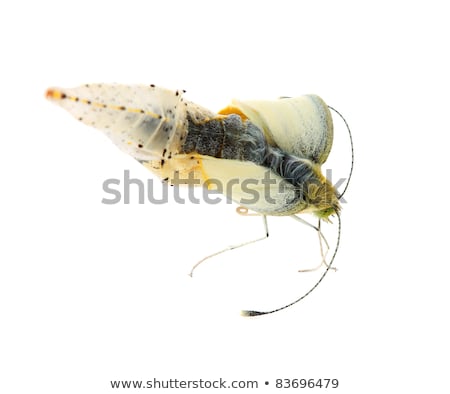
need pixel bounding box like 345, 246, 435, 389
1, 1, 449, 393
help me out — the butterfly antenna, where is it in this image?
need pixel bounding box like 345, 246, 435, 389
241, 214, 341, 317
328, 106, 354, 200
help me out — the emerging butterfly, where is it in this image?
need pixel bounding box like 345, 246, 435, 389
46, 84, 353, 316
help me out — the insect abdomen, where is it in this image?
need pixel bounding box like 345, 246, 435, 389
182, 113, 268, 164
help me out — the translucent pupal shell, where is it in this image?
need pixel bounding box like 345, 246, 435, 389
46, 84, 190, 162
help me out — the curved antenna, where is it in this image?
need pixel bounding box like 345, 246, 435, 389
328, 106, 354, 200
241, 213, 341, 317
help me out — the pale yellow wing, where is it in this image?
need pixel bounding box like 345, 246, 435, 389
141, 153, 305, 215
220, 95, 333, 164
197, 155, 307, 216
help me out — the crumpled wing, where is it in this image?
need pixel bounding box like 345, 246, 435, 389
197, 155, 308, 216
220, 95, 333, 164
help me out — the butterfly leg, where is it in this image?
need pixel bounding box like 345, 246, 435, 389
189, 207, 268, 277
290, 215, 337, 273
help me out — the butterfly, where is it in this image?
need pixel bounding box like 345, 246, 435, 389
46, 83, 353, 316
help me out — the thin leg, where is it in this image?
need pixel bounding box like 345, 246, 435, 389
189, 213, 268, 277
290, 215, 337, 273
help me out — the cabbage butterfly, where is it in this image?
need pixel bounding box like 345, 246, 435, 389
46, 84, 353, 316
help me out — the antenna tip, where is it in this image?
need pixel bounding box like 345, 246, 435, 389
240, 310, 266, 317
